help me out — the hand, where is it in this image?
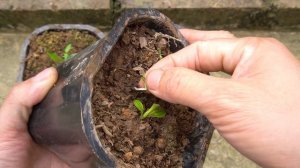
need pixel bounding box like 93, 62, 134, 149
0, 68, 69, 168
145, 29, 300, 167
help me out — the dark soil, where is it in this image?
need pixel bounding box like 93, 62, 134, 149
24, 30, 97, 80
92, 25, 198, 168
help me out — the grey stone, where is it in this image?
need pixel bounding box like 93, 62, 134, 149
0, 0, 112, 31
119, 0, 264, 8
0, 33, 27, 104
1, 0, 300, 31
203, 131, 261, 168
0, 0, 110, 10
273, 0, 300, 8
112, 0, 300, 31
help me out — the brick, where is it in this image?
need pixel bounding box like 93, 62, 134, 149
272, 0, 300, 8
0, 0, 112, 31
119, 0, 264, 8
0, 0, 110, 10
114, 0, 300, 31
0, 33, 27, 104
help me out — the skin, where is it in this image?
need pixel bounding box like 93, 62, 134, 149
0, 29, 299, 168
145, 29, 300, 167
0, 68, 69, 168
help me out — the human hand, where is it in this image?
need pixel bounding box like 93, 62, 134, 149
0, 68, 69, 168
145, 29, 300, 167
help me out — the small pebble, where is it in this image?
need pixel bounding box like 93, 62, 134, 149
182, 138, 189, 146
124, 152, 133, 161
139, 36, 147, 48
133, 146, 144, 155
156, 138, 166, 149
122, 108, 132, 119
122, 33, 130, 44
154, 155, 164, 162
139, 123, 150, 130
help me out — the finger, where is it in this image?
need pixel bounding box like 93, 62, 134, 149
0, 67, 58, 131
149, 38, 242, 75
146, 38, 257, 113
180, 29, 235, 43
149, 37, 296, 78
145, 37, 296, 116
145, 67, 242, 117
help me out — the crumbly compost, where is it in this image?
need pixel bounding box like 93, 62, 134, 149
24, 30, 97, 79
92, 25, 198, 168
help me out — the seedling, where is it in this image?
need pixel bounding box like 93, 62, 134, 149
133, 99, 166, 119
47, 43, 74, 63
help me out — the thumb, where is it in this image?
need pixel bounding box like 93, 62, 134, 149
146, 67, 239, 117
0, 67, 58, 132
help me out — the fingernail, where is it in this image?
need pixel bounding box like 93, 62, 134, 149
33, 68, 54, 82
146, 69, 163, 90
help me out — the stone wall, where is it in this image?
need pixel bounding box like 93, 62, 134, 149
0, 0, 299, 32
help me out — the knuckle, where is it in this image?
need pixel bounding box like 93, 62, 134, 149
241, 37, 262, 47
4, 84, 22, 105
262, 38, 286, 50
264, 37, 280, 44
9, 83, 22, 96
259, 37, 280, 47
241, 37, 281, 49
238, 37, 265, 58
7, 80, 32, 102
240, 37, 287, 59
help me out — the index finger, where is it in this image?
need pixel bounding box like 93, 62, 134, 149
180, 29, 235, 43
148, 37, 260, 77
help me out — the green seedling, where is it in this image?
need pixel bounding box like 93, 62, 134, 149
62, 43, 73, 60
47, 43, 73, 63
133, 99, 166, 119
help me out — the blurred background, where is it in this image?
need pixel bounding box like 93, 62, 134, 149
0, 0, 299, 167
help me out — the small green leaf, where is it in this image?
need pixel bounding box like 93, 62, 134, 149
63, 53, 71, 60
133, 99, 145, 114
64, 43, 73, 54
142, 103, 166, 119
47, 52, 64, 63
